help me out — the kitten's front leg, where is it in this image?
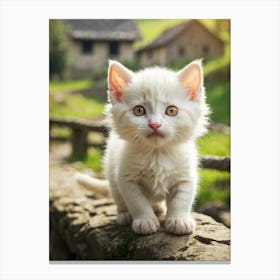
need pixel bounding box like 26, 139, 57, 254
118, 181, 160, 234
165, 181, 196, 235
110, 184, 132, 226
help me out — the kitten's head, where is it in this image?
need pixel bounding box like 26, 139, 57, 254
106, 60, 210, 148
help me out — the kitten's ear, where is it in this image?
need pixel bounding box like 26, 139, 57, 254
108, 60, 134, 103
177, 60, 204, 101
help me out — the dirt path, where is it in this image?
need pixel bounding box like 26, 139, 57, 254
50, 143, 96, 190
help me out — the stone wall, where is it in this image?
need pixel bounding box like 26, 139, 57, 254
50, 184, 230, 261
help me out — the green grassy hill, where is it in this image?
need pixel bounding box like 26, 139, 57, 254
135, 19, 186, 49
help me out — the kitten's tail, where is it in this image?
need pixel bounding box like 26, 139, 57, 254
75, 173, 110, 197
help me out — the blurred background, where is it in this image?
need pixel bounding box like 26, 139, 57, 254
49, 19, 230, 227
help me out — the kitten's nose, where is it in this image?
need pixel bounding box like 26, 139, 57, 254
149, 122, 161, 131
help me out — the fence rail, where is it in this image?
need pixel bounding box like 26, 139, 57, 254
200, 156, 230, 172
49, 117, 230, 172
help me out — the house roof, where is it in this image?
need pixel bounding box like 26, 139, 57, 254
137, 20, 224, 53
64, 19, 142, 41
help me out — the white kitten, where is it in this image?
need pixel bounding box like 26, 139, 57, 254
76, 60, 209, 235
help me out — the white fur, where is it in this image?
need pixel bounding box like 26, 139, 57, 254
75, 173, 109, 196
76, 60, 210, 235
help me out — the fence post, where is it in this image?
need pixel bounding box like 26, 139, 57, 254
72, 128, 88, 160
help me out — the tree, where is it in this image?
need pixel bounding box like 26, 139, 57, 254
49, 20, 71, 80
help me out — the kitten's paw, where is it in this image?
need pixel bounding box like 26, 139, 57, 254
116, 211, 132, 225
132, 216, 160, 234
165, 216, 195, 235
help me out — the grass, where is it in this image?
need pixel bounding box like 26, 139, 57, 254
197, 131, 230, 156
206, 81, 230, 125
196, 131, 230, 208
68, 148, 103, 173
196, 169, 230, 208
50, 92, 105, 119
85, 148, 103, 172
50, 79, 93, 92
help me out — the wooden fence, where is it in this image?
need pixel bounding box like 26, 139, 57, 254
49, 117, 230, 172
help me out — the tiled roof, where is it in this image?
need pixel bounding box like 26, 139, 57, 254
64, 19, 142, 41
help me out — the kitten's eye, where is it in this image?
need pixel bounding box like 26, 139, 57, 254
165, 105, 178, 116
133, 105, 146, 116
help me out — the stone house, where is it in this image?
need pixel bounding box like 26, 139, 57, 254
64, 19, 142, 78
137, 20, 224, 67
